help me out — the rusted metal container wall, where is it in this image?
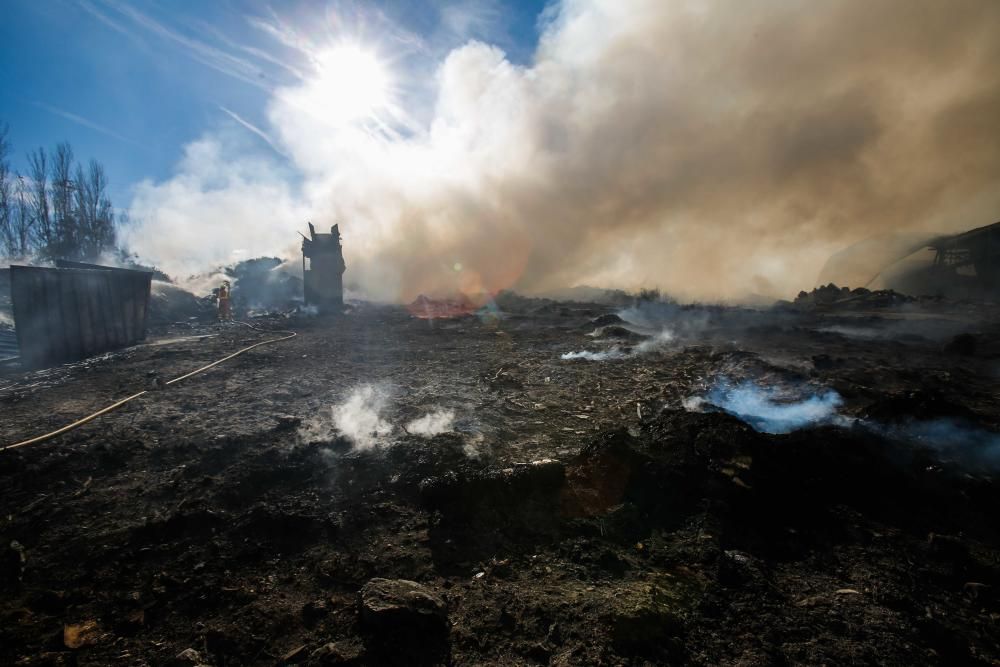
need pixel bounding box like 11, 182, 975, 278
0, 268, 16, 361
10, 264, 152, 367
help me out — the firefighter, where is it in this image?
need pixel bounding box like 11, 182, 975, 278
218, 281, 232, 321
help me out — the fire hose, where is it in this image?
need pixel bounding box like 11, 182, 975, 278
1, 321, 297, 451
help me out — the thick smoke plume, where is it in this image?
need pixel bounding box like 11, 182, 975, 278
124, 0, 1000, 300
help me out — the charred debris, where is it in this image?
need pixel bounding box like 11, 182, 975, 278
0, 223, 1000, 665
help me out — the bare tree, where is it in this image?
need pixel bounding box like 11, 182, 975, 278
26, 148, 51, 254
0, 123, 13, 256
74, 159, 115, 259
1, 123, 122, 261
50, 142, 75, 259
11, 175, 35, 257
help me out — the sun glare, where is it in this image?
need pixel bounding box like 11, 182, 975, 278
307, 44, 390, 126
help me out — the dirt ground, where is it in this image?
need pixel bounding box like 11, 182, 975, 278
1, 295, 999, 666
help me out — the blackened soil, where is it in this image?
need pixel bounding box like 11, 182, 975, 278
1, 299, 999, 666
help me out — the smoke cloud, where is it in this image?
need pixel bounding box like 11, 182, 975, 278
124, 0, 1000, 301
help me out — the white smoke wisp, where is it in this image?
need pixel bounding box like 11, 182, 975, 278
561, 328, 675, 362
406, 409, 456, 437
875, 419, 1000, 470
681, 395, 707, 412
175, 271, 235, 297
297, 304, 320, 317
686, 378, 1000, 468
461, 432, 485, 459
618, 302, 681, 331
618, 301, 712, 339
331, 384, 394, 450
561, 347, 626, 362
687, 378, 845, 434
634, 329, 676, 354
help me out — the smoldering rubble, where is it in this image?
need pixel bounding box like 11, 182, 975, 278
2, 289, 1000, 665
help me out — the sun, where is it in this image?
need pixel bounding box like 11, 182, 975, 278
305, 44, 390, 126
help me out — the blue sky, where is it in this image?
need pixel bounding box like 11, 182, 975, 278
0, 0, 549, 209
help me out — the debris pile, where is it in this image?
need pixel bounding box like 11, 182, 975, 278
794, 283, 916, 309
227, 257, 301, 313
148, 280, 216, 325
1, 295, 999, 664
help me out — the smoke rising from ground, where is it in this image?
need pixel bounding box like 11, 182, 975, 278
562, 328, 676, 361
687, 378, 1000, 469
686, 378, 845, 434
330, 384, 393, 450
298, 387, 472, 451
562, 299, 714, 361
124, 0, 1000, 301
560, 347, 626, 362
881, 419, 1000, 470
406, 409, 456, 437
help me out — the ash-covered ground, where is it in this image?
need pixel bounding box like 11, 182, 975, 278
2, 289, 1000, 666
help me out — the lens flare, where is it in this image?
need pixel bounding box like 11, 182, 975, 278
296, 44, 390, 126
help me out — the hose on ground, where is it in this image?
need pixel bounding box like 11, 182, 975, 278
1, 321, 297, 451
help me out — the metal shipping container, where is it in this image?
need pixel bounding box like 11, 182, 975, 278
10, 263, 152, 367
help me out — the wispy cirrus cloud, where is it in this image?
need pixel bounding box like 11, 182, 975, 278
218, 106, 288, 159
76, 0, 281, 91
190, 18, 305, 80
439, 0, 506, 41
245, 13, 306, 55
76, 0, 134, 41
32, 101, 143, 149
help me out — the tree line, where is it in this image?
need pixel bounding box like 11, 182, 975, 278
0, 122, 121, 262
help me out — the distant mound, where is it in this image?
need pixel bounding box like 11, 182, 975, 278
149, 280, 214, 324
535, 285, 632, 306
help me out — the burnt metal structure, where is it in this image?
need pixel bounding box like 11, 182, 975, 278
829, 220, 1000, 298
10, 262, 152, 367
301, 222, 346, 312
927, 220, 1000, 292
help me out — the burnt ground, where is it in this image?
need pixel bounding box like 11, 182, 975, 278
1, 297, 1000, 666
